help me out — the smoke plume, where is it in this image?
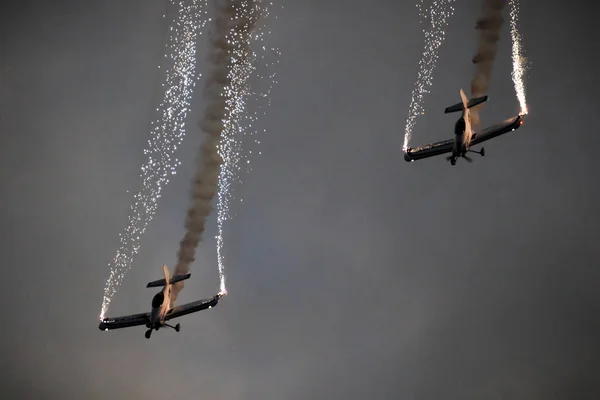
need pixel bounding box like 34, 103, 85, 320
171, 0, 259, 303
470, 0, 506, 128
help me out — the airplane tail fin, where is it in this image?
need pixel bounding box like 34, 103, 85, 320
444, 89, 488, 113
146, 265, 191, 288
163, 264, 171, 286
460, 88, 469, 109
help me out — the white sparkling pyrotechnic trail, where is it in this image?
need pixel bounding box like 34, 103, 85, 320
403, 0, 456, 151
171, 0, 270, 303
100, 0, 208, 320
215, 2, 280, 295
509, 0, 528, 115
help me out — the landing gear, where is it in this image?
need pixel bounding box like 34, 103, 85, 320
163, 322, 181, 332
145, 329, 152, 339
467, 148, 485, 158
450, 158, 456, 166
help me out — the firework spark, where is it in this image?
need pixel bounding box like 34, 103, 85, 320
403, 0, 456, 151
215, 2, 280, 296
171, 0, 270, 303
509, 0, 528, 115
100, 0, 208, 320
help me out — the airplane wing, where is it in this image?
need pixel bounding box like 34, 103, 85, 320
98, 312, 150, 331
403, 114, 523, 163
469, 114, 523, 146
403, 138, 455, 162
164, 295, 220, 321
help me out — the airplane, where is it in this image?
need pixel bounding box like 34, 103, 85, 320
98, 265, 223, 339
404, 89, 524, 165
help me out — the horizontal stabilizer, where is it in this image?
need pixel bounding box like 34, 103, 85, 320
147, 273, 191, 288
444, 95, 488, 113
467, 95, 488, 109
444, 102, 465, 114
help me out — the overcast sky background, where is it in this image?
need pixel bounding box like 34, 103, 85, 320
1, 0, 600, 398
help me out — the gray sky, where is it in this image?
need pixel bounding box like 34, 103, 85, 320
1, 0, 600, 398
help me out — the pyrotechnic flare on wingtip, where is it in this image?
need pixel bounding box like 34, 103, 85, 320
509, 0, 528, 116
99, 1, 208, 320
469, 0, 507, 129
214, 3, 280, 301
403, 0, 456, 152
171, 0, 261, 304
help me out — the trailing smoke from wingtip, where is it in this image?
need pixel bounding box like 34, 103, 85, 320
171, 0, 260, 304
470, 0, 506, 128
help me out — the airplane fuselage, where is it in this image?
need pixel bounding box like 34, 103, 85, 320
453, 108, 472, 157
148, 285, 171, 330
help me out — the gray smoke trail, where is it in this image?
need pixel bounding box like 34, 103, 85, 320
470, 0, 506, 128
171, 0, 259, 304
